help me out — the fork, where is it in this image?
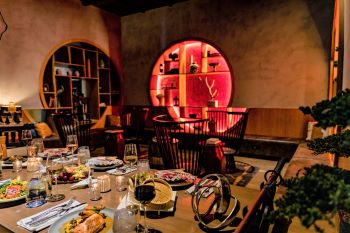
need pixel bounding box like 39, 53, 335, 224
26, 198, 75, 224
28, 202, 86, 227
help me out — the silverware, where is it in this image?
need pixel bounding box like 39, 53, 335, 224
28, 202, 86, 227
26, 198, 75, 224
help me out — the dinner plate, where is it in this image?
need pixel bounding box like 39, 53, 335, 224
90, 164, 118, 171
88, 157, 123, 168
48, 208, 114, 233
155, 170, 196, 190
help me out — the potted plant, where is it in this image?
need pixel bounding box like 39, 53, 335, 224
270, 89, 350, 233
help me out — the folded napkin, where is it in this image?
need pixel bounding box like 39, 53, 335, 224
70, 178, 96, 190
0, 179, 11, 186
106, 166, 137, 176
117, 191, 177, 212
17, 199, 85, 232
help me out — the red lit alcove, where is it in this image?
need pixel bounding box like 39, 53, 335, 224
149, 39, 233, 119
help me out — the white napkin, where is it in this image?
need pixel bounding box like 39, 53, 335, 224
106, 166, 137, 176
17, 200, 85, 232
70, 178, 96, 190
117, 191, 177, 212
0, 179, 11, 186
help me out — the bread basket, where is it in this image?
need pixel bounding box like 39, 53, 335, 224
144, 178, 173, 210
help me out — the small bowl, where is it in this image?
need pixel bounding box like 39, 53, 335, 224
189, 114, 197, 119
144, 178, 173, 209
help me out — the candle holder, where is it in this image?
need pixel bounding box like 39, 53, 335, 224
97, 175, 111, 193
13, 159, 22, 172
89, 180, 101, 201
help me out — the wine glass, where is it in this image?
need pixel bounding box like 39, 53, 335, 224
46, 154, 65, 202
0, 114, 7, 124
7, 113, 14, 125
66, 135, 78, 155
17, 112, 23, 124
133, 159, 155, 232
124, 144, 138, 168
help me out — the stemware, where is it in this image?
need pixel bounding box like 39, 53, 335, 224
133, 159, 155, 233
0, 115, 7, 124
46, 154, 65, 202
7, 113, 14, 125
124, 144, 138, 168
66, 135, 78, 155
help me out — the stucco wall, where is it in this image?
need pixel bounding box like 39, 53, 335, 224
0, 0, 121, 108
121, 0, 333, 108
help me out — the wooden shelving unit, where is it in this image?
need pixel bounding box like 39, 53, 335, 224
149, 40, 232, 111
39, 41, 120, 120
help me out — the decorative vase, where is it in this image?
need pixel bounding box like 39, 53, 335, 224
208, 99, 218, 107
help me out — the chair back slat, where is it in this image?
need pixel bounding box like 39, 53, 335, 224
53, 113, 91, 147
153, 115, 209, 176
207, 110, 249, 153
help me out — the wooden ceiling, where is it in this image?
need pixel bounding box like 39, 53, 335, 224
81, 0, 188, 16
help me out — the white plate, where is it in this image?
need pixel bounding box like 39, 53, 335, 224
88, 157, 123, 168
48, 208, 114, 233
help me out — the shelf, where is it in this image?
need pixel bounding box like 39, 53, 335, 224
57, 107, 73, 109
99, 93, 110, 95
43, 92, 55, 94
55, 61, 84, 66
72, 76, 98, 80
98, 67, 110, 70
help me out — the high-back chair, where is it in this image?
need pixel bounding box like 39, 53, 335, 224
120, 107, 149, 154
207, 109, 249, 172
153, 115, 209, 176
53, 113, 91, 148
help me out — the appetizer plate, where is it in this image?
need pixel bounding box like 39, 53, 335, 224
48, 208, 114, 233
0, 180, 27, 208
155, 170, 195, 189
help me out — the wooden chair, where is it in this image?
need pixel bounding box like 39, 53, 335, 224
52, 113, 91, 148
120, 107, 149, 154
153, 115, 209, 176
207, 109, 249, 173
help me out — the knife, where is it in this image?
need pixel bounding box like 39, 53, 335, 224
29, 202, 86, 227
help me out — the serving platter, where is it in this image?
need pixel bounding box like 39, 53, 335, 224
88, 157, 123, 171
48, 208, 114, 233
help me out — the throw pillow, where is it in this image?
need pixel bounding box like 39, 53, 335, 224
107, 115, 121, 128
35, 122, 53, 138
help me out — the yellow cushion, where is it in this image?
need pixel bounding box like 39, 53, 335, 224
35, 122, 53, 138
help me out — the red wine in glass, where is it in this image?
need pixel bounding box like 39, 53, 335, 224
134, 185, 156, 204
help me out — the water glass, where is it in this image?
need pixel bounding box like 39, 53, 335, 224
0, 115, 7, 124
77, 146, 90, 165
21, 129, 32, 145
31, 138, 45, 155
89, 179, 101, 201
113, 208, 138, 233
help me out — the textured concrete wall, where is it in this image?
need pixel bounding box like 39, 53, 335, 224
121, 0, 333, 108
0, 0, 121, 108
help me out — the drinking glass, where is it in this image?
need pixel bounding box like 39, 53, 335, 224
0, 144, 5, 179
17, 112, 23, 124
25, 171, 47, 208
31, 138, 45, 156
66, 135, 78, 154
46, 154, 65, 202
124, 144, 138, 167
7, 113, 14, 125
21, 129, 32, 145
113, 208, 138, 233
0, 115, 7, 124
133, 170, 155, 233
77, 146, 90, 165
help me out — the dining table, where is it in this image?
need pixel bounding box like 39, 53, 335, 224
0, 168, 260, 233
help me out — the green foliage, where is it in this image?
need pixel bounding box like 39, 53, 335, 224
270, 165, 350, 233
307, 130, 350, 157
299, 89, 350, 129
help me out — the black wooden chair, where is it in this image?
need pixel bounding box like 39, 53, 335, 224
120, 107, 149, 155
52, 113, 91, 148
207, 109, 249, 173
153, 115, 209, 176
